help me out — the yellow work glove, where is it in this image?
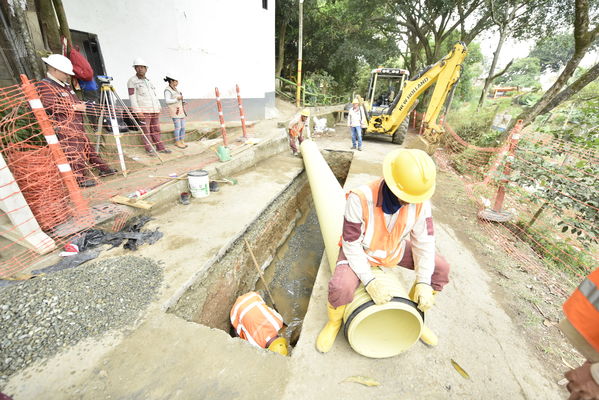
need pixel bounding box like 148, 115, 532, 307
365, 279, 393, 305
414, 283, 435, 312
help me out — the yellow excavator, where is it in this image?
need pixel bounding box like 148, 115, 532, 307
360, 42, 468, 153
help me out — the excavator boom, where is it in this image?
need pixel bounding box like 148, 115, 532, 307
364, 42, 468, 153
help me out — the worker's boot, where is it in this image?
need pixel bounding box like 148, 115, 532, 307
175, 140, 186, 149
409, 282, 439, 347
316, 303, 346, 353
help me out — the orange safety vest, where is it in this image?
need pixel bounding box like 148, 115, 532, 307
351, 179, 423, 267
230, 292, 284, 349
563, 269, 599, 351
289, 121, 305, 138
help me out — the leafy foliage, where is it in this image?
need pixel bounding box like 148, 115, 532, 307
495, 57, 541, 89
529, 33, 575, 72
0, 96, 45, 149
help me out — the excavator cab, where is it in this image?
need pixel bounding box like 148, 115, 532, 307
364, 68, 409, 117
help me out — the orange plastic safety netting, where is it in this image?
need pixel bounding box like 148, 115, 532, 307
422, 111, 598, 288
0, 76, 256, 277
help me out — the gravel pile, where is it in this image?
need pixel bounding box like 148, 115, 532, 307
0, 255, 163, 386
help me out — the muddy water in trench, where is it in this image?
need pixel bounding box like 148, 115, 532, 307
255, 202, 324, 347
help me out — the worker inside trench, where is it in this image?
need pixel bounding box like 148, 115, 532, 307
169, 151, 353, 355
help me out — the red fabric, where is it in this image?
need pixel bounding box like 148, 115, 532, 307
426, 217, 434, 235
69, 48, 93, 81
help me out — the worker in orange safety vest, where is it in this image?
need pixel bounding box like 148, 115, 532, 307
287, 109, 310, 156
316, 148, 450, 353
561, 268, 599, 400
230, 292, 288, 356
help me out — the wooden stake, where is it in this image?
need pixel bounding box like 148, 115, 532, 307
244, 238, 277, 309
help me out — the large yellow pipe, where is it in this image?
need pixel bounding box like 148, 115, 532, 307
299, 140, 346, 273
300, 140, 423, 358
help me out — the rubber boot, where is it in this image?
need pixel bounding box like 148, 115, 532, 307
316, 303, 346, 353
419, 324, 438, 346
409, 282, 439, 347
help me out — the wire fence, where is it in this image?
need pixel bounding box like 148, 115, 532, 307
0, 76, 256, 277
416, 111, 597, 287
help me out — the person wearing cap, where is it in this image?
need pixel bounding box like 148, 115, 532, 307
163, 74, 187, 149
348, 98, 366, 151
230, 292, 289, 356
127, 58, 170, 155
316, 148, 450, 353
287, 109, 310, 156
37, 54, 116, 188
561, 268, 599, 400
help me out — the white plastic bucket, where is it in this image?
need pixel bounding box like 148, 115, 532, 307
188, 170, 209, 198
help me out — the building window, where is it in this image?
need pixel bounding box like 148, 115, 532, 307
262, 0, 267, 9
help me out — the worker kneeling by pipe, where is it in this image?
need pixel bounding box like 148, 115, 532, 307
231, 292, 289, 356
316, 149, 450, 353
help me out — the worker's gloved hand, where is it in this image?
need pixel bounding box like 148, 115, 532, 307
414, 283, 435, 312
565, 362, 599, 400
365, 279, 393, 305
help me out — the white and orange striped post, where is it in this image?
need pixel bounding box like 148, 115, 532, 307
419, 112, 426, 135
235, 84, 248, 139
214, 87, 228, 147
19, 74, 91, 224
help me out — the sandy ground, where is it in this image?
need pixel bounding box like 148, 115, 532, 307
4, 115, 573, 399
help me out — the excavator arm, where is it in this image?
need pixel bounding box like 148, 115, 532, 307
366, 42, 468, 153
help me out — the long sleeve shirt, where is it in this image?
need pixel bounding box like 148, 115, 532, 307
341, 192, 435, 286
127, 75, 161, 114
288, 113, 310, 138
347, 106, 364, 128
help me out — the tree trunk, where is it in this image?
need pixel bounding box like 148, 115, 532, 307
539, 62, 599, 115
51, 0, 71, 53
12, 2, 42, 78
275, 17, 288, 89
516, 0, 597, 127
516, 50, 586, 126
36, 0, 61, 53
478, 26, 507, 110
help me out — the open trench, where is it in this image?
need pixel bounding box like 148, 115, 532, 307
168, 150, 353, 351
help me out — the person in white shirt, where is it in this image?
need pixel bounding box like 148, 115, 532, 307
127, 58, 171, 155
347, 98, 365, 151
163, 73, 187, 149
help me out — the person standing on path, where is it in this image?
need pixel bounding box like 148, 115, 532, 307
230, 292, 289, 356
316, 148, 450, 353
163, 73, 187, 149
288, 109, 310, 156
127, 58, 171, 155
561, 268, 599, 400
37, 54, 116, 188
348, 98, 365, 151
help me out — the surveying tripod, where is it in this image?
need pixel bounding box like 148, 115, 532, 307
94, 76, 163, 176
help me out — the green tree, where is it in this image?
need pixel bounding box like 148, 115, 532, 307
514, 0, 599, 127
495, 57, 542, 88
529, 33, 575, 72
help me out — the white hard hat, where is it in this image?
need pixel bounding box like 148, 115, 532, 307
41, 54, 74, 75
132, 57, 147, 67
164, 72, 177, 80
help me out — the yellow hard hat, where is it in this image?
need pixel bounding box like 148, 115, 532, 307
267, 337, 288, 356
382, 149, 436, 203
300, 109, 310, 117
352, 98, 360, 104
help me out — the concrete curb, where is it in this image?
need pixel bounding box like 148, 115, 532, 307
143, 128, 290, 213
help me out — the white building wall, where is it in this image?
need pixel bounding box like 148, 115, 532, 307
62, 0, 275, 119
